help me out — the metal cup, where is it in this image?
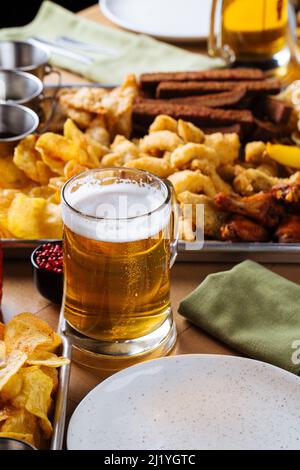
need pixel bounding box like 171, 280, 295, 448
0, 437, 36, 451
0, 69, 56, 129
0, 70, 43, 109
0, 40, 55, 80
0, 102, 39, 156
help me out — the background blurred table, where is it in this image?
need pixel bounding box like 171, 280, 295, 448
2, 3, 300, 422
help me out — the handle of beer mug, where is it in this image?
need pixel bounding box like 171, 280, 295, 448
166, 180, 179, 268
208, 0, 236, 64
287, 1, 300, 66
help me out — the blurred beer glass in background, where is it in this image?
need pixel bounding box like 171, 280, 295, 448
61, 168, 177, 360
209, 0, 290, 67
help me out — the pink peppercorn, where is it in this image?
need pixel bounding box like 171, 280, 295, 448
35, 243, 63, 274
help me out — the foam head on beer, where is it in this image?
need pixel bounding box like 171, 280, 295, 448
62, 175, 171, 242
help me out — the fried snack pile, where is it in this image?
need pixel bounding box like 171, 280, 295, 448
58, 74, 138, 138
0, 75, 138, 239
1, 74, 300, 243
0, 313, 70, 448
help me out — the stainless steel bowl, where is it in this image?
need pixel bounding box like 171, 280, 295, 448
0, 40, 50, 79
0, 437, 36, 450
0, 70, 43, 108
0, 102, 39, 156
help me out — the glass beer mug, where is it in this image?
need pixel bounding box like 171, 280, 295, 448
209, 0, 290, 67
61, 168, 177, 367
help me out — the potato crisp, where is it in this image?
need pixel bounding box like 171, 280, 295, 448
0, 313, 69, 448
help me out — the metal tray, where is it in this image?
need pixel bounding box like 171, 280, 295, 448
3, 238, 300, 263
2, 83, 300, 265
178, 241, 300, 263
50, 327, 71, 450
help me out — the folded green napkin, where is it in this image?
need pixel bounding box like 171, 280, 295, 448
179, 260, 300, 375
0, 1, 221, 84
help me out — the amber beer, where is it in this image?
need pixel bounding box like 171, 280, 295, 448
222, 0, 288, 59
209, 0, 289, 64
61, 169, 173, 342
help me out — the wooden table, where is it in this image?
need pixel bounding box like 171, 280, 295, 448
2, 4, 300, 423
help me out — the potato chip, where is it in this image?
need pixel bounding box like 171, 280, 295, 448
47, 192, 61, 206
1, 408, 36, 435
0, 190, 19, 239
28, 185, 55, 200
4, 313, 55, 355
0, 156, 30, 189
12, 367, 53, 439
0, 371, 22, 401
13, 135, 52, 184
0, 408, 42, 448
85, 138, 105, 167
7, 194, 47, 239
0, 431, 35, 446
27, 351, 70, 368
37, 332, 62, 353
86, 136, 108, 160
64, 160, 88, 179
0, 340, 5, 367
0, 350, 27, 391
64, 118, 104, 167
64, 118, 86, 146
39, 150, 65, 176
46, 203, 63, 238
36, 161, 54, 185
7, 194, 62, 239
48, 177, 66, 192
40, 367, 58, 395
0, 224, 14, 238
36, 132, 90, 166
0, 189, 19, 212
48, 177, 66, 204
0, 406, 15, 423
43, 202, 63, 239
0, 314, 68, 448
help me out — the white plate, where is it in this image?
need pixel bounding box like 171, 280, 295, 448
67, 354, 300, 450
100, 0, 217, 43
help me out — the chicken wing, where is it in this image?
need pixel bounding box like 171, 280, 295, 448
214, 192, 284, 228
275, 214, 300, 243
220, 215, 270, 242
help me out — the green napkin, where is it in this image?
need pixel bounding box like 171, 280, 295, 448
0, 1, 221, 84
179, 260, 300, 375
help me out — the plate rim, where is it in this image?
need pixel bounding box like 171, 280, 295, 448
67, 353, 300, 449
100, 0, 211, 42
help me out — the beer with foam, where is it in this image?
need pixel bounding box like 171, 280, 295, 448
62, 169, 173, 342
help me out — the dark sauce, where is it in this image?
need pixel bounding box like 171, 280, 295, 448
0, 132, 19, 139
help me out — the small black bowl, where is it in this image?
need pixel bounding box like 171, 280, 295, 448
31, 241, 63, 304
